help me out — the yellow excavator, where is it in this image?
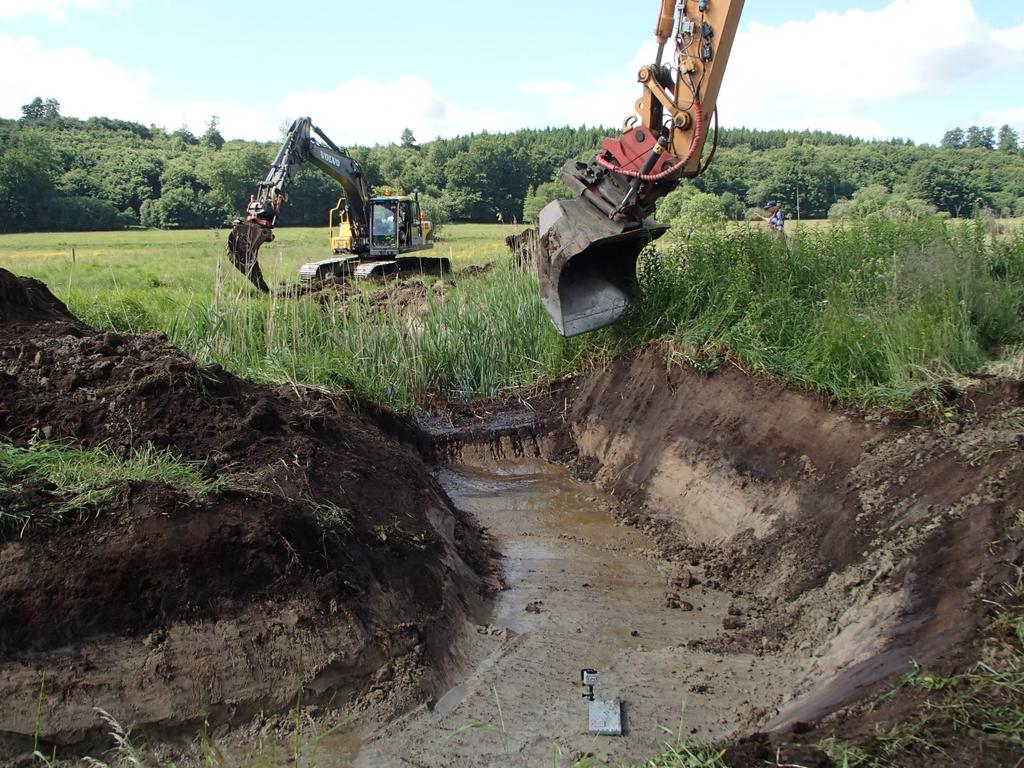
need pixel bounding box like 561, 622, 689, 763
534, 0, 744, 336
227, 118, 447, 291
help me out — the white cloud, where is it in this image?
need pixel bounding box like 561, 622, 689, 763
517, 0, 1024, 140
0, 36, 518, 144
0, 0, 125, 22
0, 34, 283, 140
0, 34, 151, 118
521, 80, 577, 98
978, 106, 1024, 132
719, 0, 1024, 138
278, 76, 518, 145
515, 45, 653, 129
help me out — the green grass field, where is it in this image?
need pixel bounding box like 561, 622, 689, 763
0, 223, 591, 409
0, 222, 520, 293
2, 218, 1023, 412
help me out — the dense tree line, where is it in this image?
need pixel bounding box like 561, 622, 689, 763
1, 97, 1023, 233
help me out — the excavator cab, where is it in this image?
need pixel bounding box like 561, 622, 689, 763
368, 196, 433, 257
370, 200, 399, 252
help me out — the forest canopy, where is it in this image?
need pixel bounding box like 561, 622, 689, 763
2, 99, 1022, 233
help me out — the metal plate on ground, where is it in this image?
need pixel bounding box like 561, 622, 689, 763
588, 698, 622, 736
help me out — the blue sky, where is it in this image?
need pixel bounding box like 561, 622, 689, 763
1, 0, 1022, 145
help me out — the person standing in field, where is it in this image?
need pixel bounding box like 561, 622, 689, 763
760, 201, 786, 237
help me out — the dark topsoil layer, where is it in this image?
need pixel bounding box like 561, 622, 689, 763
0, 270, 494, 754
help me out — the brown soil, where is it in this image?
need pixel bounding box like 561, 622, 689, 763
0, 269, 494, 759
421, 344, 1024, 767
3, 264, 1023, 766
304, 275, 452, 317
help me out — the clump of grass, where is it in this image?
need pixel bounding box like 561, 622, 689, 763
81, 709, 144, 768
113, 260, 592, 411
0, 435, 223, 533
371, 518, 427, 549
308, 498, 353, 535
617, 218, 1024, 409
615, 743, 727, 767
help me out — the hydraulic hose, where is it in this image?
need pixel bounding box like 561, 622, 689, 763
597, 100, 704, 182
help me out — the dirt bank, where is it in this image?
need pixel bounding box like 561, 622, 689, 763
555, 346, 1022, 724
0, 269, 494, 759
420, 344, 1023, 765
538, 346, 1022, 763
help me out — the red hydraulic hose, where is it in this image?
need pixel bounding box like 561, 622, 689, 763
597, 100, 704, 182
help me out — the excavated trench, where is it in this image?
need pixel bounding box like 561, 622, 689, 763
318, 347, 1023, 766
1, 268, 1022, 766
336, 453, 807, 767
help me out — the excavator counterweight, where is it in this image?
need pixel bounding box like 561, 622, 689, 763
533, 0, 744, 336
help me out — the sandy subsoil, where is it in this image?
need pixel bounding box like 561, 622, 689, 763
0, 269, 494, 760
339, 452, 805, 766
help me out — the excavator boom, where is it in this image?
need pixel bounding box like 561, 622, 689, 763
226, 118, 372, 292
535, 0, 744, 336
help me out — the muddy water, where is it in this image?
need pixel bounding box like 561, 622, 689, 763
332, 456, 799, 767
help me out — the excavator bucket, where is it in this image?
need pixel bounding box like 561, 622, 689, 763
535, 199, 668, 337
226, 221, 273, 293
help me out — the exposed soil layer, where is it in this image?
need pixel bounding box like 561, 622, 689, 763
0, 269, 494, 758
422, 345, 1024, 766
3, 262, 1023, 766
556, 346, 1022, 719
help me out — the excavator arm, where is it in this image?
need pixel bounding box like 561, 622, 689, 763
226, 117, 372, 292
536, 0, 744, 336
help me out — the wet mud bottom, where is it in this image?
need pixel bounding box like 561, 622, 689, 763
334, 454, 802, 767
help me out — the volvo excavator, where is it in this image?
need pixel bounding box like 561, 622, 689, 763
533, 0, 743, 336
226, 117, 447, 292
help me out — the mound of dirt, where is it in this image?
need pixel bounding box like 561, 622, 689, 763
0, 270, 77, 325
307, 275, 452, 315
0, 269, 494, 756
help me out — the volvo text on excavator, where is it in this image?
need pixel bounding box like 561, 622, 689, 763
533, 0, 743, 336
226, 117, 448, 292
